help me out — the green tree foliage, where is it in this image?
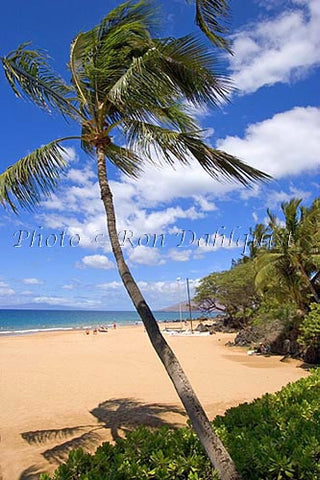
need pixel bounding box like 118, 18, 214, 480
194, 260, 260, 327
195, 197, 320, 355
255, 198, 320, 309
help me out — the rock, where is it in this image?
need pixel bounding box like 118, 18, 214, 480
303, 346, 320, 364
233, 326, 260, 346
195, 323, 210, 332
233, 320, 301, 357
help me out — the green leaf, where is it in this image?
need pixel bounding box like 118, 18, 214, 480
124, 120, 270, 185
194, 0, 232, 52
0, 142, 67, 212
106, 143, 143, 177
2, 43, 80, 121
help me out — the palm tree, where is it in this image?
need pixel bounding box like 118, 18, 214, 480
255, 199, 320, 309
0, 2, 268, 478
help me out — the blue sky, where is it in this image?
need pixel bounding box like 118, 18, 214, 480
0, 0, 319, 310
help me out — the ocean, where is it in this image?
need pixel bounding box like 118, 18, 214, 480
0, 309, 212, 336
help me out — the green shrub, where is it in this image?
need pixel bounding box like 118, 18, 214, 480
42, 370, 320, 480
40, 426, 214, 480
299, 303, 320, 349
214, 370, 320, 479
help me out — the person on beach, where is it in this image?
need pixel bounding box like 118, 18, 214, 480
256, 343, 266, 354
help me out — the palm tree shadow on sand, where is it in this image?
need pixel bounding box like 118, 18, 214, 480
19, 398, 185, 479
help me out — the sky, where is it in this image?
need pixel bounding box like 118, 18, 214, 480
0, 0, 319, 310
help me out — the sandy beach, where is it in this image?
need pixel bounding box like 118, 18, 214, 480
0, 324, 309, 480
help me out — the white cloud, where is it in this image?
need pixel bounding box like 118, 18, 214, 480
266, 186, 311, 208
39, 107, 318, 254
195, 232, 242, 254
193, 195, 217, 212
217, 106, 320, 178
167, 249, 192, 262
137, 278, 200, 298
127, 246, 165, 266
40, 162, 225, 252
240, 184, 262, 201
230, 0, 320, 93
22, 278, 44, 285
98, 281, 122, 290
62, 146, 78, 163
0, 287, 15, 296
118, 206, 203, 234
66, 166, 95, 185
203, 127, 215, 139
61, 284, 75, 290
0, 281, 9, 287
97, 278, 201, 309
80, 255, 114, 270
122, 162, 237, 206
32, 296, 101, 308
252, 212, 259, 222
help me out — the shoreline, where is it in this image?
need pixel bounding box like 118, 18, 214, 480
0, 310, 213, 337
0, 326, 309, 480
0, 317, 209, 337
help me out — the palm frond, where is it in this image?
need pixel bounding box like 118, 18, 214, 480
255, 253, 283, 290
151, 35, 233, 108
124, 120, 270, 185
147, 104, 200, 133
106, 34, 232, 112
80, 122, 96, 156
188, 146, 270, 185
2, 43, 80, 121
70, 31, 96, 113
194, 0, 231, 52
281, 198, 302, 237
96, 0, 157, 43
0, 142, 67, 212
106, 143, 143, 177
106, 50, 169, 108
76, 13, 155, 115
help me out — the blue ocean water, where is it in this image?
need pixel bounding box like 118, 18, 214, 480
0, 309, 210, 335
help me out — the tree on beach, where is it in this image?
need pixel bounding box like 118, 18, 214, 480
194, 260, 260, 327
255, 198, 320, 309
0, 2, 269, 478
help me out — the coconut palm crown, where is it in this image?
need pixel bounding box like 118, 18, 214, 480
255, 199, 320, 308
0, 0, 268, 212
0, 2, 269, 479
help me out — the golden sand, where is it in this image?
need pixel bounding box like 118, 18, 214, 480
0, 324, 308, 480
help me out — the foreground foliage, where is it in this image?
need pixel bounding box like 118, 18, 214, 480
42, 370, 320, 480
215, 370, 320, 480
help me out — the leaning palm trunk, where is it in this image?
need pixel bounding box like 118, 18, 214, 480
97, 146, 241, 480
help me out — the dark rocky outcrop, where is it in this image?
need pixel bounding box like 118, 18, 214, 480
233, 319, 301, 356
